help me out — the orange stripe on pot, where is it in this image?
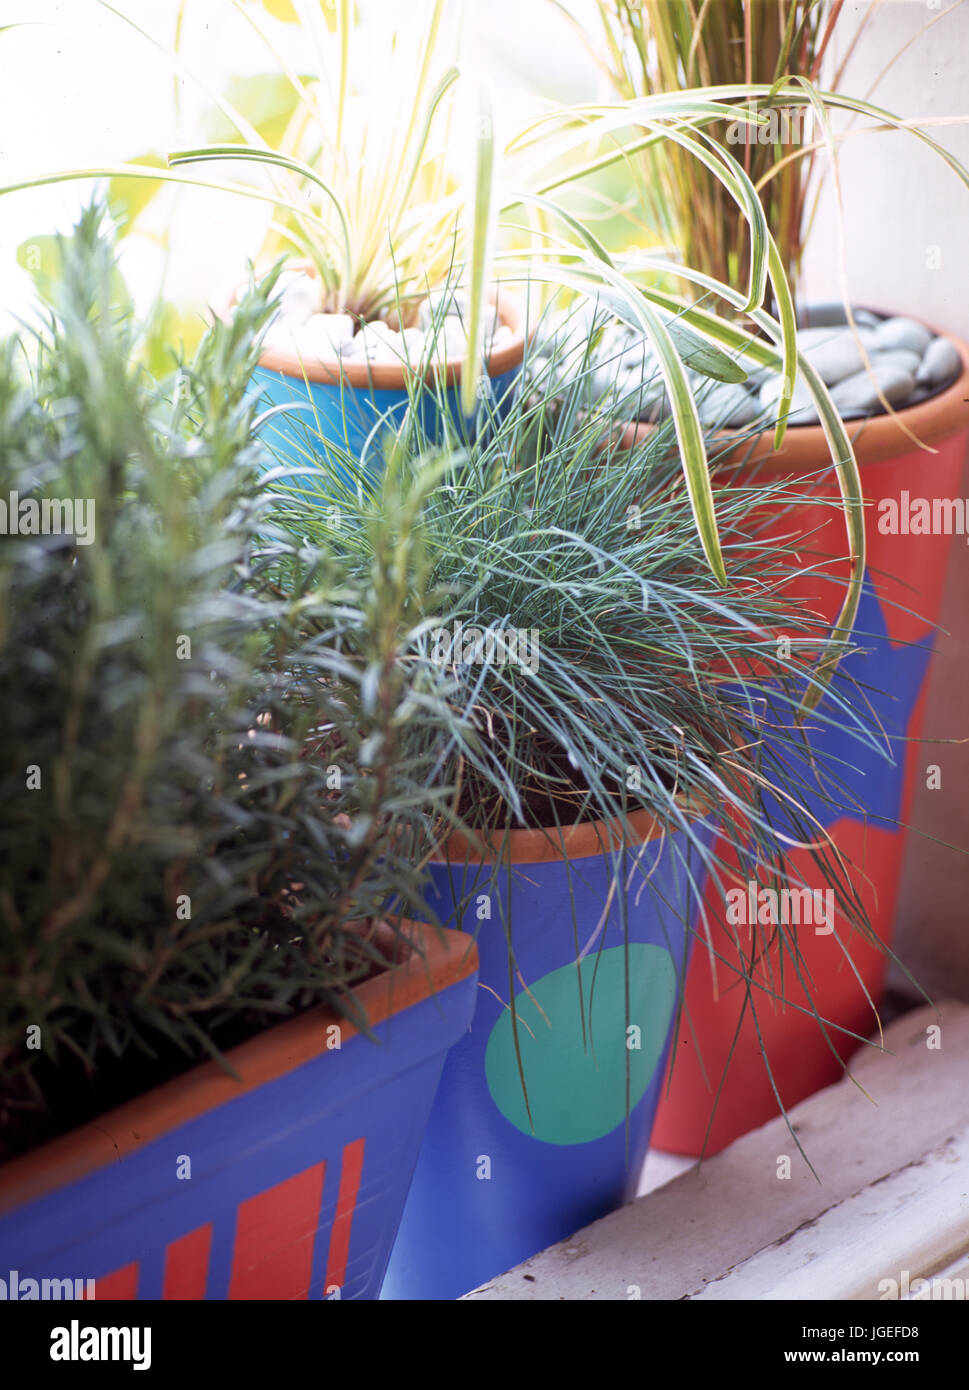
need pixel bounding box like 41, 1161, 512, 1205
89, 1261, 139, 1301
228, 1162, 325, 1301
323, 1137, 366, 1294
162, 1223, 212, 1301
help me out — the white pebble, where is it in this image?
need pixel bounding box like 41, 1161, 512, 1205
488, 324, 515, 354
871, 316, 932, 357
261, 318, 299, 352
868, 348, 922, 378
343, 322, 405, 364
424, 315, 471, 362
419, 289, 471, 331
303, 312, 355, 360
829, 363, 915, 414
273, 272, 320, 326
697, 382, 760, 428
536, 304, 603, 356
587, 363, 626, 403
794, 326, 842, 349
397, 327, 426, 363
619, 375, 666, 421
759, 374, 821, 425
794, 326, 879, 384
741, 362, 775, 390
598, 324, 654, 378
917, 336, 961, 388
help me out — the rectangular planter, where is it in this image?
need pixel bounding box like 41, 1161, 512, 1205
0, 923, 478, 1300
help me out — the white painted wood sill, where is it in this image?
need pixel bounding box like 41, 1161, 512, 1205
463, 1001, 969, 1301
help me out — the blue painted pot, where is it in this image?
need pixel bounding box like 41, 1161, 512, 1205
250, 284, 526, 494
0, 925, 477, 1301
381, 810, 711, 1301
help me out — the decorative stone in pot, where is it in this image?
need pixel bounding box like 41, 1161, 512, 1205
244, 266, 526, 493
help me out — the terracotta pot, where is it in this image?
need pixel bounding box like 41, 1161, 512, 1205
644, 323, 969, 1155
382, 804, 711, 1300
0, 923, 478, 1300
242, 266, 526, 478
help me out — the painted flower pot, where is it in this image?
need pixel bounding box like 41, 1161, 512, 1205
248, 277, 526, 493
381, 809, 710, 1300
649, 325, 969, 1156
0, 924, 478, 1301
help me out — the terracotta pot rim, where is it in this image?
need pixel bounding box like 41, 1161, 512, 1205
239, 261, 527, 389
0, 921, 477, 1218
434, 796, 711, 867
623, 315, 969, 472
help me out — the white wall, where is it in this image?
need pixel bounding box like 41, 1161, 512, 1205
802, 0, 969, 334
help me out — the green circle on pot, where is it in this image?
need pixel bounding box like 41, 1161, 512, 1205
484, 943, 677, 1146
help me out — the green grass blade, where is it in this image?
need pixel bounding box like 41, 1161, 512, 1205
461, 86, 496, 418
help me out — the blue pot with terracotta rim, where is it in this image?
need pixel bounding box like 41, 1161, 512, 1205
381, 807, 712, 1301
0, 924, 478, 1301
248, 280, 527, 494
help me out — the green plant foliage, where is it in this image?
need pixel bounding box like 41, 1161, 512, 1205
5, 3, 969, 611
105, 153, 170, 225
0, 208, 456, 1156
557, 0, 860, 294
0, 0, 854, 584
264, 317, 895, 1138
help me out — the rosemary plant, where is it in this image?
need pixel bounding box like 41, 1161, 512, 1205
0, 209, 456, 1157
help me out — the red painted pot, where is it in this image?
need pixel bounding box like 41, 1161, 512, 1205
648, 325, 969, 1155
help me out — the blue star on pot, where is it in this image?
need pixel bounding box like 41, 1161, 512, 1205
755, 578, 932, 833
